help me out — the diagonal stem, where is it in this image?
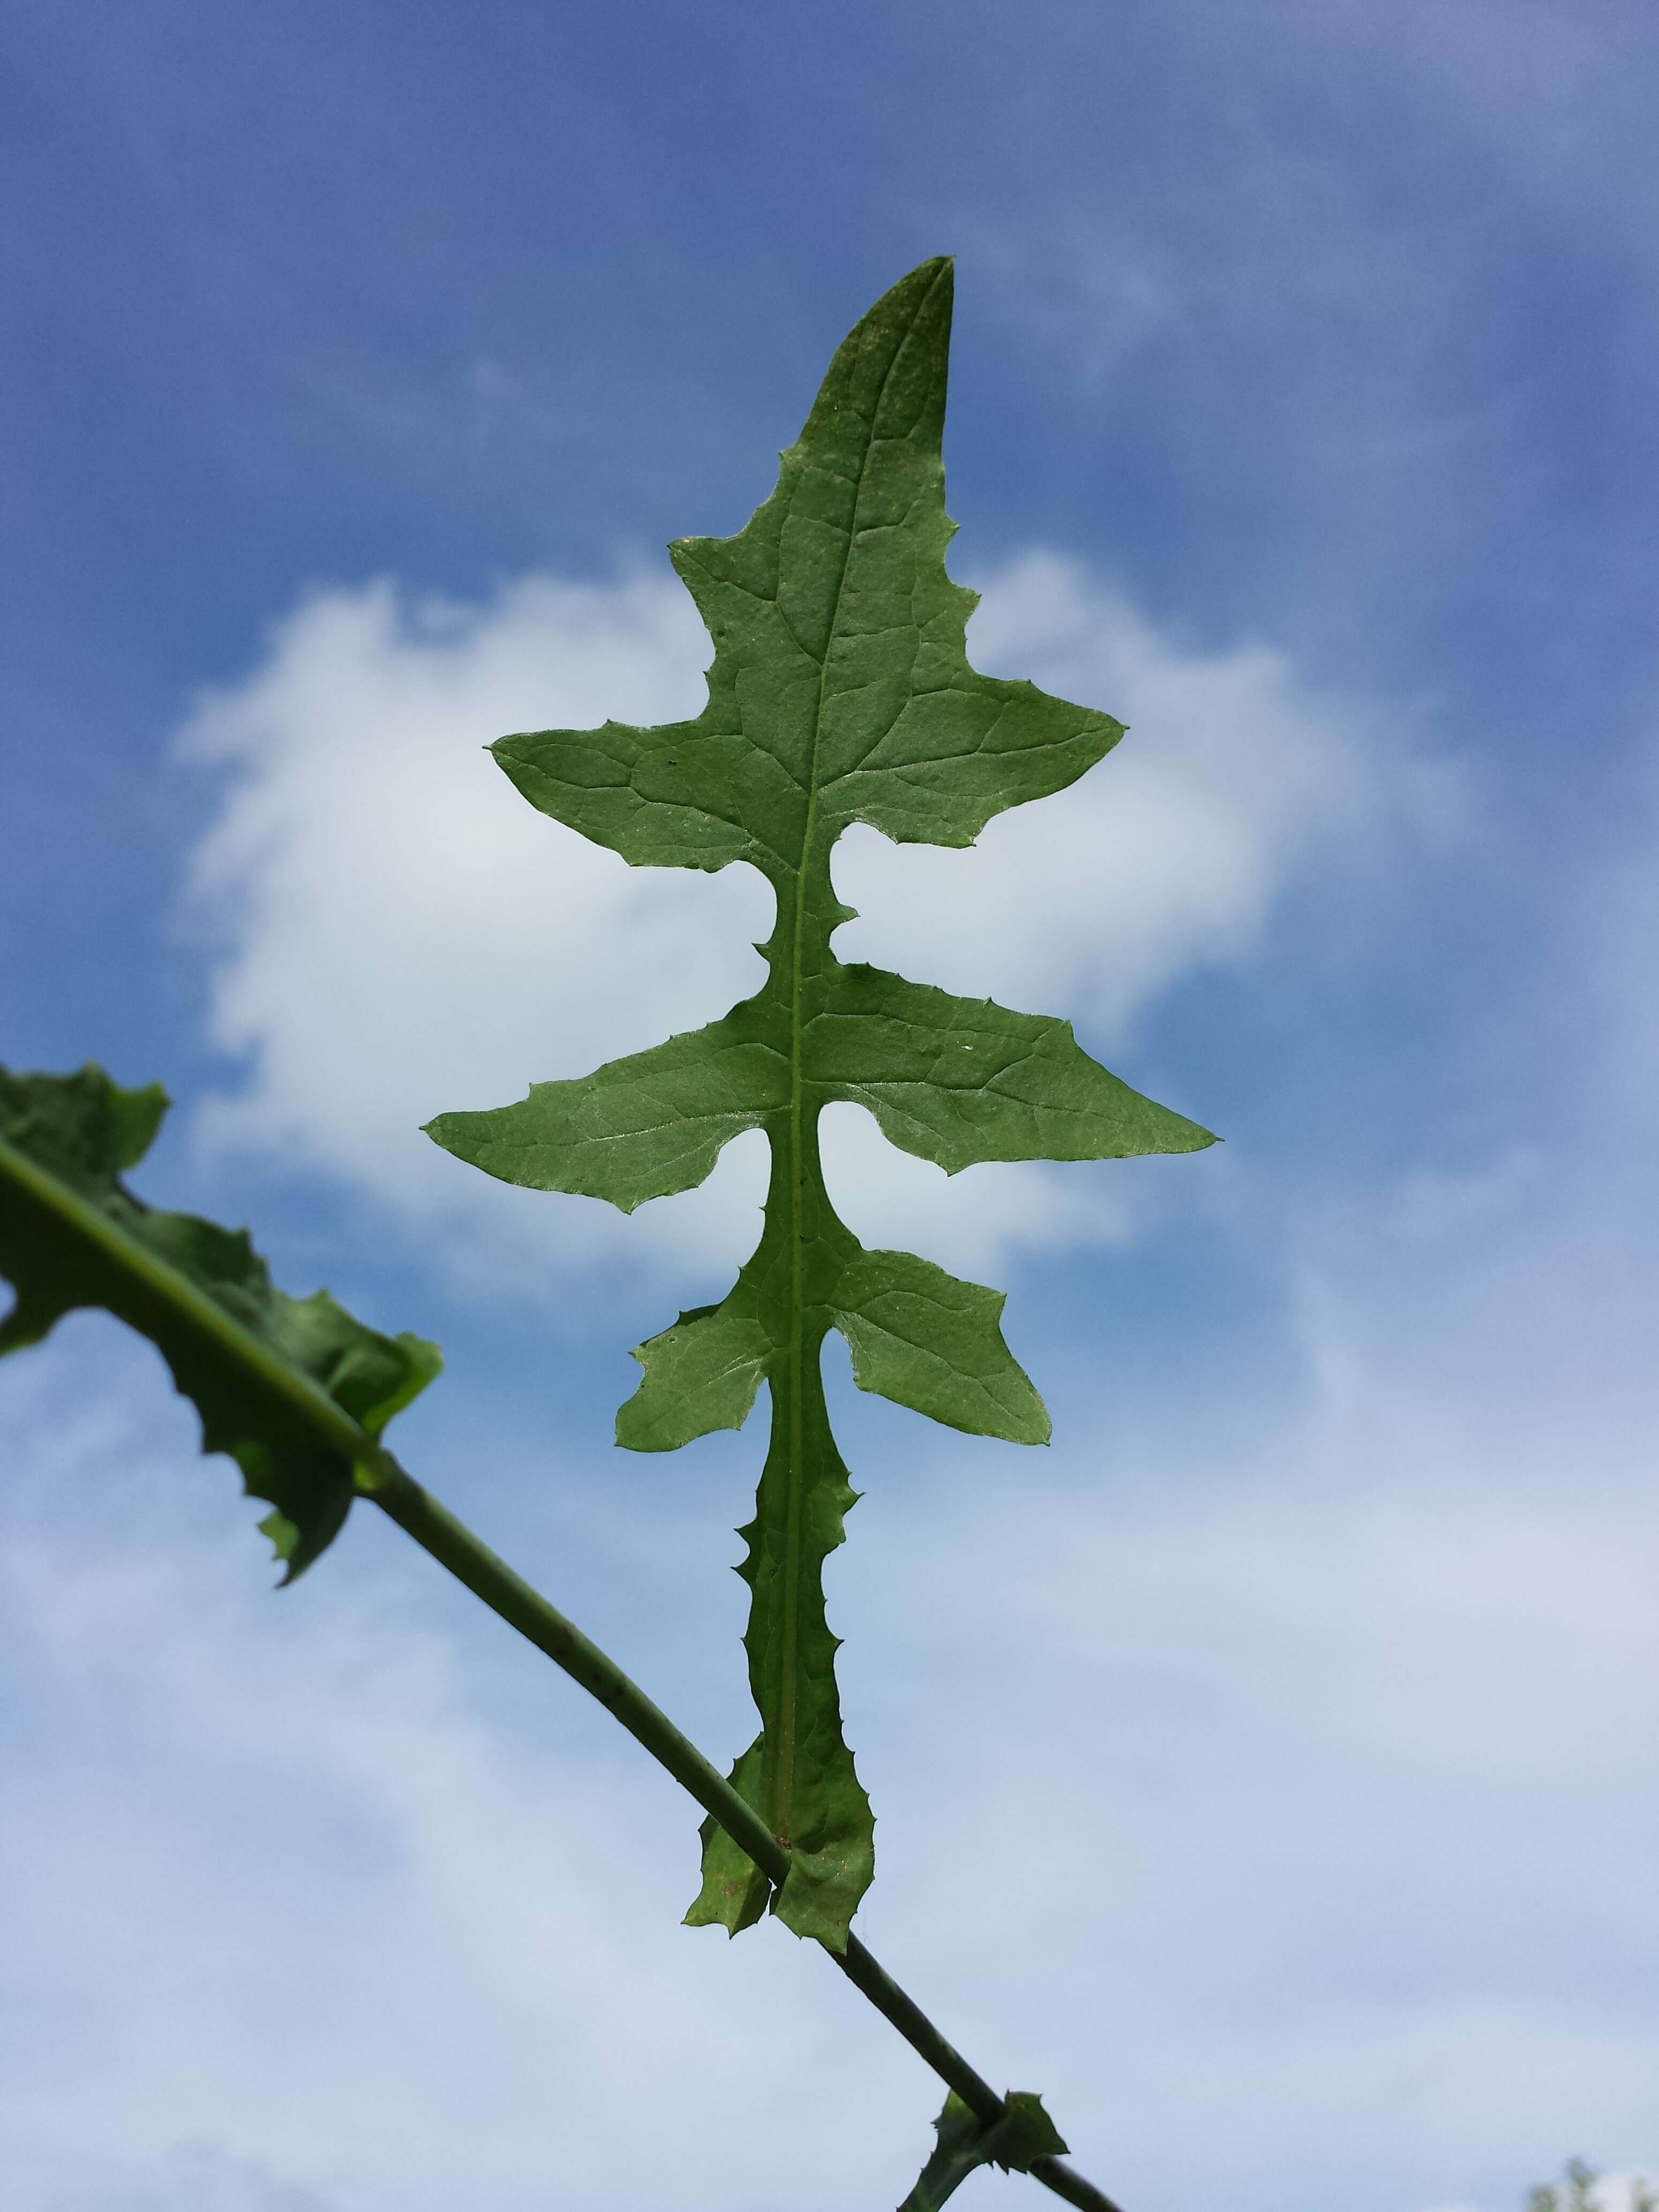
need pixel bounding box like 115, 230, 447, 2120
368, 1461, 1124, 2212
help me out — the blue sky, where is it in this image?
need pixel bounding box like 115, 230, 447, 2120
2, 6, 1657, 2210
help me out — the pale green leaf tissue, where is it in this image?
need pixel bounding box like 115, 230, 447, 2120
0, 1063, 439, 1578
427, 258, 1216, 1948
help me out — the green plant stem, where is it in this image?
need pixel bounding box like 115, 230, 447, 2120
369, 1461, 1124, 2212
0, 1126, 391, 1472
370, 1462, 788, 1881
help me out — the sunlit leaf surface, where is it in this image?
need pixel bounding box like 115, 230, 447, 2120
0, 1063, 439, 1578
428, 260, 1215, 1944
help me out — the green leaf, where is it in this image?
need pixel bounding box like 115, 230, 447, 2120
834, 1247, 1048, 1444
811, 965, 1213, 1174
427, 1001, 786, 1212
428, 258, 1217, 1945
616, 1303, 770, 1451
683, 1732, 773, 1935
0, 1064, 440, 1578
900, 2090, 1070, 2210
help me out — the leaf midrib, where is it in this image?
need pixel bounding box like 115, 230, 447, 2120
772, 276, 937, 1843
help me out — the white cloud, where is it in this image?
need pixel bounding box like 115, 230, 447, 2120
180, 571, 773, 1295
180, 554, 1444, 1291
833, 550, 1453, 1031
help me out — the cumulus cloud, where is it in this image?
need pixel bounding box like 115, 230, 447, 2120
180, 555, 1444, 1290
180, 571, 767, 1291
832, 550, 1453, 1028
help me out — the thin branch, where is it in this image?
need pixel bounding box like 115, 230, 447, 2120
370, 1460, 1125, 2212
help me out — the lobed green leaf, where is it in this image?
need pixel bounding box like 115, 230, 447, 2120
429, 257, 1218, 1945
0, 1064, 439, 1577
